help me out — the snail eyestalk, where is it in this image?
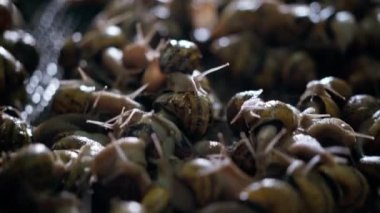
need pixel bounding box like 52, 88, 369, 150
264, 128, 287, 154
353, 132, 375, 141
128, 83, 149, 100
240, 132, 256, 160
91, 86, 108, 112
195, 63, 230, 81
151, 133, 163, 159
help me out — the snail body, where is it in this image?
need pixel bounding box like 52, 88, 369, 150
52, 83, 142, 115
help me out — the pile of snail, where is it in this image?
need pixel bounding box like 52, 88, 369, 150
1, 0, 380, 212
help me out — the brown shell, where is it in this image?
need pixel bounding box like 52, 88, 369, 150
307, 118, 356, 151
343, 94, 380, 130
230, 140, 256, 176
179, 158, 222, 206
155, 92, 212, 139
318, 164, 369, 209
80, 25, 126, 58
298, 87, 341, 118
0, 113, 32, 152
289, 172, 335, 213
4, 144, 63, 191
226, 90, 264, 135
0, 0, 12, 31
1, 30, 39, 73
120, 109, 192, 159
239, 178, 301, 213
52, 85, 93, 114
0, 46, 27, 96
159, 39, 202, 74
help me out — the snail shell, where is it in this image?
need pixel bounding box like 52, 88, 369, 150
0, 46, 27, 105
0, 0, 12, 31
288, 171, 335, 213
178, 158, 222, 206
226, 90, 264, 135
343, 94, 380, 130
306, 118, 358, 159
1, 30, 39, 73
3, 143, 64, 191
155, 91, 212, 139
159, 39, 202, 74
0, 112, 32, 152
318, 164, 369, 209
239, 178, 301, 213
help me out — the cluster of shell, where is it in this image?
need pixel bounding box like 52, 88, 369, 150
1, 0, 380, 212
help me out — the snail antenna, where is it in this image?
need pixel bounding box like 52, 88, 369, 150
128, 83, 148, 100
240, 132, 256, 160
195, 63, 230, 81
264, 128, 287, 154
151, 133, 164, 159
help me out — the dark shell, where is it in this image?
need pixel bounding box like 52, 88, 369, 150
155, 92, 212, 139
0, 113, 32, 152
343, 94, 380, 130
1, 30, 39, 73
159, 39, 202, 74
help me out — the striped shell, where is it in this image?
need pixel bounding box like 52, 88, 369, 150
155, 91, 212, 139
159, 39, 202, 74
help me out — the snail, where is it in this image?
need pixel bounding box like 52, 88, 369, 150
179, 156, 252, 206
64, 143, 103, 193
141, 185, 170, 213
154, 64, 229, 139
231, 98, 299, 135
52, 81, 145, 116
249, 120, 293, 177
318, 162, 369, 210
211, 32, 265, 79
159, 39, 202, 74
80, 25, 127, 58
33, 113, 108, 147
213, 1, 313, 45
230, 137, 257, 176
59, 32, 82, 74
91, 139, 152, 211
304, 10, 358, 54
0, 30, 39, 73
109, 200, 146, 213
297, 81, 341, 118
306, 117, 374, 161
278, 154, 337, 213
194, 140, 225, 157
0, 46, 28, 107
280, 51, 317, 92
358, 110, 380, 156
87, 108, 192, 160
239, 178, 302, 213
52, 134, 104, 153
0, 0, 13, 31
0, 107, 32, 152
290, 166, 336, 213
226, 90, 264, 135
0, 143, 65, 191
92, 136, 146, 169
342, 94, 380, 130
